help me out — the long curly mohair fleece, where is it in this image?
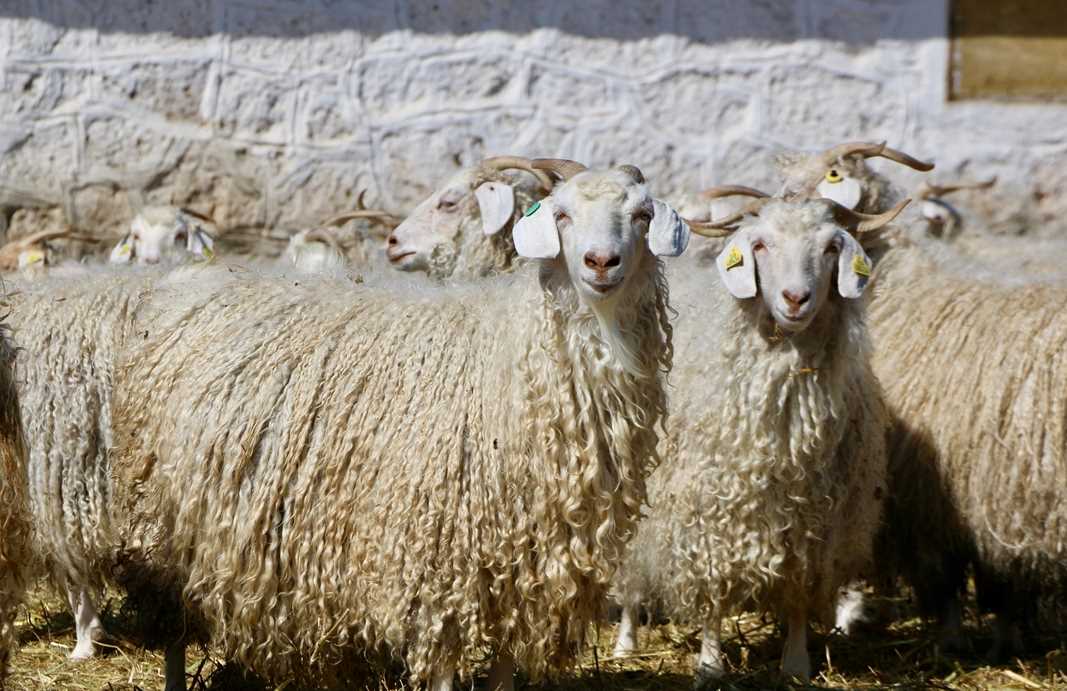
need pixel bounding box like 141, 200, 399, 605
112, 260, 673, 685
3, 270, 160, 610
619, 236, 887, 627
870, 245, 1067, 611
0, 320, 31, 679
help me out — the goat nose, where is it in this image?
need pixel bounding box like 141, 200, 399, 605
782, 289, 811, 308
583, 251, 621, 272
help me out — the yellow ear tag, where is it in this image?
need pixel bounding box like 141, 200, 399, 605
852, 254, 871, 277
118, 242, 132, 256
825, 169, 843, 184
24, 250, 44, 265
202, 245, 215, 260
724, 245, 743, 270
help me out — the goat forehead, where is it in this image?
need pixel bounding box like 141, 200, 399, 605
560, 172, 646, 210
757, 202, 836, 237
441, 168, 480, 193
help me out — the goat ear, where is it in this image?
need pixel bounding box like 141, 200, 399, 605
474, 181, 515, 236
109, 232, 135, 264
921, 198, 954, 222
716, 230, 757, 298
837, 231, 872, 298
648, 199, 690, 257
817, 176, 862, 209
187, 227, 215, 260
513, 198, 559, 259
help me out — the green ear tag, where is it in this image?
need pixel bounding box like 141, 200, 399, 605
524, 201, 541, 217
852, 254, 871, 277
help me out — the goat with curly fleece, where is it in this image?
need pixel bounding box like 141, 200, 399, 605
110, 161, 690, 691
614, 197, 904, 682
870, 243, 1067, 657
385, 156, 553, 279
0, 319, 31, 680
3, 268, 175, 661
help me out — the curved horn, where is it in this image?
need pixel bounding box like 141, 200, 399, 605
178, 207, 219, 227
699, 185, 771, 200
874, 145, 935, 172
821, 141, 888, 165
615, 164, 645, 184
531, 158, 588, 182
324, 210, 403, 228
302, 229, 344, 254
685, 198, 771, 238
481, 156, 555, 191
826, 197, 911, 234
917, 176, 997, 199
821, 141, 935, 172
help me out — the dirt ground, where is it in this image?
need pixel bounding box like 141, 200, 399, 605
7, 583, 1066, 691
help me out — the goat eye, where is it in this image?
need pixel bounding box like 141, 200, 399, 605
554, 211, 571, 225
437, 198, 459, 211
633, 210, 652, 226
825, 242, 840, 255
752, 241, 766, 253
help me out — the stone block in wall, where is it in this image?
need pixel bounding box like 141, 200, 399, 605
213, 68, 296, 145
140, 141, 274, 232
636, 66, 759, 140
765, 64, 904, 149
356, 52, 520, 122
81, 112, 191, 182
528, 30, 682, 78
713, 137, 784, 191
70, 181, 133, 237
0, 62, 87, 120
581, 121, 714, 198
6, 206, 68, 241
97, 59, 212, 122
374, 114, 495, 208
296, 76, 362, 147
0, 120, 77, 202
526, 62, 612, 109
268, 154, 377, 229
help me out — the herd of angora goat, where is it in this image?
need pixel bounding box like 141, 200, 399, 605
0, 139, 1062, 691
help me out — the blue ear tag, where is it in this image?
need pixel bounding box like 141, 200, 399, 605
524, 201, 541, 217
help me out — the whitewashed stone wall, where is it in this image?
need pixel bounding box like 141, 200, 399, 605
0, 0, 1065, 240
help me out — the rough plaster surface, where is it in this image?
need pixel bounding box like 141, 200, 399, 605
0, 0, 1064, 241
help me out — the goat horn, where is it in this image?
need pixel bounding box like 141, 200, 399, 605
699, 185, 771, 200
178, 207, 218, 227
874, 145, 935, 172
324, 210, 402, 228
531, 158, 588, 182
686, 198, 771, 237
827, 197, 911, 234
615, 164, 645, 184
917, 176, 997, 199
481, 156, 555, 192
821, 141, 888, 165
302, 229, 344, 253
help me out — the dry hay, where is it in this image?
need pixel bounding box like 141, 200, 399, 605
7, 581, 1066, 690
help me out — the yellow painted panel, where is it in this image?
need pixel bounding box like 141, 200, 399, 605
950, 0, 1067, 101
